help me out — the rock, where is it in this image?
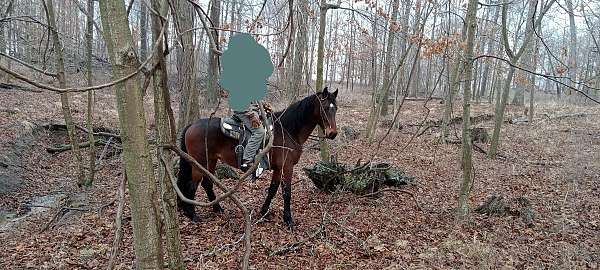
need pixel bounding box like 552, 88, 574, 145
340, 126, 359, 141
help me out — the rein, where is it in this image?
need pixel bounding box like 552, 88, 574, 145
264, 94, 332, 150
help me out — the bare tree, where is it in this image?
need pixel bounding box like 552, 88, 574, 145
174, 0, 199, 130
83, 0, 96, 187
457, 0, 479, 221
290, 0, 308, 101
365, 0, 400, 142
565, 0, 577, 95
206, 0, 221, 105
0, 0, 15, 81
152, 0, 184, 268
489, 0, 556, 157
98, 0, 164, 267
44, 0, 86, 186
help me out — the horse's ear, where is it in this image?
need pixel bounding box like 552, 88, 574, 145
322, 87, 329, 95
332, 89, 338, 99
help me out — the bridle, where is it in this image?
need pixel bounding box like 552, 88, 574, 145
263, 94, 336, 147
308, 95, 335, 140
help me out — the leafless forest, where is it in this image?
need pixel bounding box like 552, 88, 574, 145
0, 0, 599, 269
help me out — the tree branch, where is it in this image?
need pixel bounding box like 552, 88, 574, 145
474, 54, 600, 104
0, 52, 57, 77
0, 19, 168, 93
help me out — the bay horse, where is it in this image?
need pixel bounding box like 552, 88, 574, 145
177, 87, 339, 229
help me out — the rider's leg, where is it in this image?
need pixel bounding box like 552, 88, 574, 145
239, 112, 266, 171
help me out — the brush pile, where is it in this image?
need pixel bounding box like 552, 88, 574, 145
303, 159, 415, 195
475, 195, 535, 227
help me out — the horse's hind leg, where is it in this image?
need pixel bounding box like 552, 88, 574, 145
182, 168, 202, 222
201, 159, 223, 213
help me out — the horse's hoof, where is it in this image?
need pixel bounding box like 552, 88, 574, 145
283, 217, 295, 231
188, 214, 200, 223
213, 205, 224, 214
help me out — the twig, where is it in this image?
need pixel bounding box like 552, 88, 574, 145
474, 54, 600, 104
248, 0, 267, 32
96, 137, 114, 170
75, 125, 121, 140
276, 0, 294, 68
0, 18, 168, 94
40, 196, 71, 232
40, 208, 66, 232
269, 212, 327, 256
107, 173, 127, 270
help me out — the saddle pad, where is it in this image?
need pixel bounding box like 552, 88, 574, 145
221, 117, 244, 140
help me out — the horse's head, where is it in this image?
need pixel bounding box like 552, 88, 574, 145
314, 87, 339, 139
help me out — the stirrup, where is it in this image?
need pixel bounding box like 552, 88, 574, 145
240, 162, 253, 173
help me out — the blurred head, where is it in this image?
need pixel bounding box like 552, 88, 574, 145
314, 87, 339, 139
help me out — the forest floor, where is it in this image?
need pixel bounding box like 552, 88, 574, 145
0, 81, 599, 269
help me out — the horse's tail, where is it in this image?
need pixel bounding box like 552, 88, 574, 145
177, 124, 193, 204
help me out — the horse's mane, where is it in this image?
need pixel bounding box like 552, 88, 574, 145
273, 94, 316, 135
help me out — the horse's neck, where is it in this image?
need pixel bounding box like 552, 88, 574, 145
275, 115, 318, 148
295, 121, 318, 146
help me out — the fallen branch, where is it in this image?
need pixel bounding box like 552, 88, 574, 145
358, 188, 423, 212
404, 97, 444, 102
270, 213, 327, 256
40, 205, 68, 232
75, 125, 121, 140
46, 139, 118, 153
546, 113, 591, 121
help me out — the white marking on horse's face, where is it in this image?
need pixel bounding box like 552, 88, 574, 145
329, 103, 334, 108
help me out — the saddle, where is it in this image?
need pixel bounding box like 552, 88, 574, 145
220, 114, 272, 178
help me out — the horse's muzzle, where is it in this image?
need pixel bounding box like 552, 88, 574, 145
325, 129, 338, 139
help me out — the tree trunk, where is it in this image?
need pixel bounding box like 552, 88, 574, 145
99, 0, 164, 268
489, 0, 555, 157
83, 0, 96, 187
0, 0, 15, 81
565, 0, 577, 95
365, 10, 379, 140
380, 0, 399, 117
366, 0, 399, 141
139, 2, 148, 61
478, 4, 501, 103
151, 0, 184, 268
457, 0, 478, 221
315, 0, 333, 161
173, 0, 199, 130
45, 0, 86, 186
206, 0, 221, 105
290, 0, 308, 101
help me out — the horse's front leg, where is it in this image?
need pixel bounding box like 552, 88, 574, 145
281, 167, 294, 230
260, 168, 281, 218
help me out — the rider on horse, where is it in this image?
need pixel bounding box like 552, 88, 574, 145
222, 88, 273, 172
234, 102, 264, 172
